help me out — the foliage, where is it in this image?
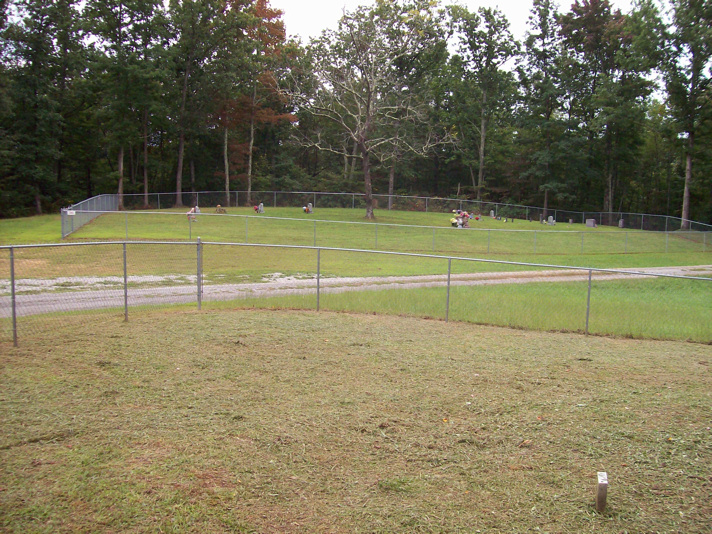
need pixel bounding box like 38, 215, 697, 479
0, 0, 711, 225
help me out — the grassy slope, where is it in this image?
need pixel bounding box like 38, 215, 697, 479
2, 310, 711, 533
1, 209, 710, 272
0, 214, 63, 245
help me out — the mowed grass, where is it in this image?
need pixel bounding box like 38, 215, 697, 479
1, 209, 710, 278
64, 207, 709, 257
1, 309, 711, 533
207, 275, 712, 343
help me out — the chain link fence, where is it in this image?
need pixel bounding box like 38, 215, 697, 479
2, 242, 711, 346
62, 191, 712, 238
60, 210, 711, 256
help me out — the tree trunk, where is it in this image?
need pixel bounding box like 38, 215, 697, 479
118, 146, 125, 210
175, 133, 185, 207
224, 126, 230, 206
360, 142, 374, 220
349, 141, 358, 182
343, 146, 349, 182
477, 89, 488, 202
143, 109, 149, 208
247, 84, 256, 206
388, 162, 395, 210
681, 132, 694, 230
469, 166, 477, 196
35, 193, 42, 215
175, 59, 192, 209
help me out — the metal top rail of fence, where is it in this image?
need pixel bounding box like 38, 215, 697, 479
61, 190, 712, 238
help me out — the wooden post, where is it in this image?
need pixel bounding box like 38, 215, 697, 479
596, 472, 608, 513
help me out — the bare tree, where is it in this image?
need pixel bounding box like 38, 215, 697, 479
292, 0, 449, 219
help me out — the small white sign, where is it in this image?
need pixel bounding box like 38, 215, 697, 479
67, 210, 76, 216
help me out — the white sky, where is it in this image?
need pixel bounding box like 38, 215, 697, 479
270, 0, 636, 44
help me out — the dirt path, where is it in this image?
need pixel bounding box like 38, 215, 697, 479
2, 265, 711, 318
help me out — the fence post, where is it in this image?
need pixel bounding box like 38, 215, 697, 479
197, 237, 202, 310
665, 231, 669, 253
585, 270, 592, 335
274, 191, 277, 208
158, 194, 161, 210
352, 194, 355, 209
10, 247, 17, 347
316, 248, 321, 311
445, 258, 452, 322
426, 197, 429, 212
123, 243, 128, 322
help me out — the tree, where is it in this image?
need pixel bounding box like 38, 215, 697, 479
450, 5, 518, 201
517, 0, 568, 217
1, 0, 85, 214
86, 0, 168, 209
559, 0, 658, 220
663, 0, 712, 228
294, 0, 448, 219
166, 0, 251, 207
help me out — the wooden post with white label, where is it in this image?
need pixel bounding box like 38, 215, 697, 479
596, 472, 608, 513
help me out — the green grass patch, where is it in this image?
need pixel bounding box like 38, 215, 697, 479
204, 274, 712, 343
0, 214, 63, 245
1, 309, 711, 532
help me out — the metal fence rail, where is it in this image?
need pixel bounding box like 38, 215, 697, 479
2, 241, 711, 347
61, 191, 712, 238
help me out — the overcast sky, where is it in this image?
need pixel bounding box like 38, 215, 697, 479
269, 0, 636, 44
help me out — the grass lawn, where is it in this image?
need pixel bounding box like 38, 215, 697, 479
1, 210, 710, 343
2, 309, 711, 533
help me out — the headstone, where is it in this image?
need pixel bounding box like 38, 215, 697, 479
618, 219, 624, 228
490, 210, 495, 218
547, 216, 555, 226
586, 219, 597, 228
569, 219, 573, 225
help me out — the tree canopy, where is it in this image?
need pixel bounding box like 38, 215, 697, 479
0, 0, 710, 224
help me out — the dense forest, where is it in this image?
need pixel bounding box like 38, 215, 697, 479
0, 0, 710, 224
